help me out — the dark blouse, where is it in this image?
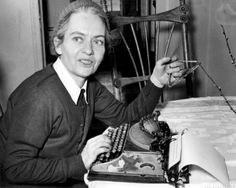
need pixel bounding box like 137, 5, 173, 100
0, 64, 162, 187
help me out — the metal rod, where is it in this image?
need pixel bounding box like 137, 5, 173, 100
119, 30, 142, 90
130, 23, 147, 86
155, 22, 160, 63
144, 22, 151, 75
164, 23, 175, 57
180, 0, 193, 97
165, 23, 176, 88
179, 60, 200, 64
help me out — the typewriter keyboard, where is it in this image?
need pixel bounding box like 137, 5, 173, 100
96, 123, 130, 163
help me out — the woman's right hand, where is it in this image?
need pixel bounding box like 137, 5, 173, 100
81, 134, 111, 170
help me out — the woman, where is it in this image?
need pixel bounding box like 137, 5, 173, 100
0, 0, 183, 187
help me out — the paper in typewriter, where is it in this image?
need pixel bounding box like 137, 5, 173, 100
168, 131, 230, 187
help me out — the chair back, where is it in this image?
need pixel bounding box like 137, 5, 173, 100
108, 0, 193, 102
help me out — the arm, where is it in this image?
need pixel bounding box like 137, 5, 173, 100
3, 89, 86, 184
94, 57, 183, 126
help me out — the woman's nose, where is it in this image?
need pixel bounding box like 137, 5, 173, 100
82, 40, 94, 55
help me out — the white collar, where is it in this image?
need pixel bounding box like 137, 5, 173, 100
53, 58, 87, 104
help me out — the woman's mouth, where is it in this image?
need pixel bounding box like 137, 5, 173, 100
79, 59, 93, 65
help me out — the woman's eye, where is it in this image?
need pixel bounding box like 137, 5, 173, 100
73, 37, 83, 43
94, 39, 104, 46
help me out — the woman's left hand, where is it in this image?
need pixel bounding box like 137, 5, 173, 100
151, 56, 183, 87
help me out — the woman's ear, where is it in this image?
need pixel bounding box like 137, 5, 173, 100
53, 37, 62, 55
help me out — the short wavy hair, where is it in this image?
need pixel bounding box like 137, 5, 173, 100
51, 0, 111, 56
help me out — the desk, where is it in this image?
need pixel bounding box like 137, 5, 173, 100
86, 96, 236, 188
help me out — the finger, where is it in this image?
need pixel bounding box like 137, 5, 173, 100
93, 138, 111, 150
169, 74, 180, 85
172, 71, 183, 78
167, 66, 181, 74
93, 139, 112, 156
95, 146, 111, 155
86, 135, 111, 151
103, 127, 114, 136
159, 57, 171, 66
169, 61, 183, 68
171, 56, 178, 62
83, 137, 112, 157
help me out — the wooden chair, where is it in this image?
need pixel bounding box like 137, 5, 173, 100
107, 0, 194, 103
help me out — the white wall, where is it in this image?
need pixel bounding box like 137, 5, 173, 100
191, 0, 236, 97
0, 0, 44, 110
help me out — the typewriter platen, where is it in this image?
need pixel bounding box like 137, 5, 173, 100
87, 112, 189, 184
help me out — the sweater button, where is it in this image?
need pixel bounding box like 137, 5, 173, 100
80, 123, 84, 127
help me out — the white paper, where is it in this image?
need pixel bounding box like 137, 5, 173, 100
168, 133, 182, 169
172, 131, 230, 187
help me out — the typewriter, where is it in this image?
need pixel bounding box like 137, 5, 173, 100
87, 111, 189, 184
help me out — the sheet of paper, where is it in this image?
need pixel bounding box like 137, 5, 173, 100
179, 132, 230, 187
168, 133, 182, 169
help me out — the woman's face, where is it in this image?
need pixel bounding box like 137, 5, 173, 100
54, 10, 106, 84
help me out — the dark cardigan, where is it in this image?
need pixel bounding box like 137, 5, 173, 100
0, 64, 162, 187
